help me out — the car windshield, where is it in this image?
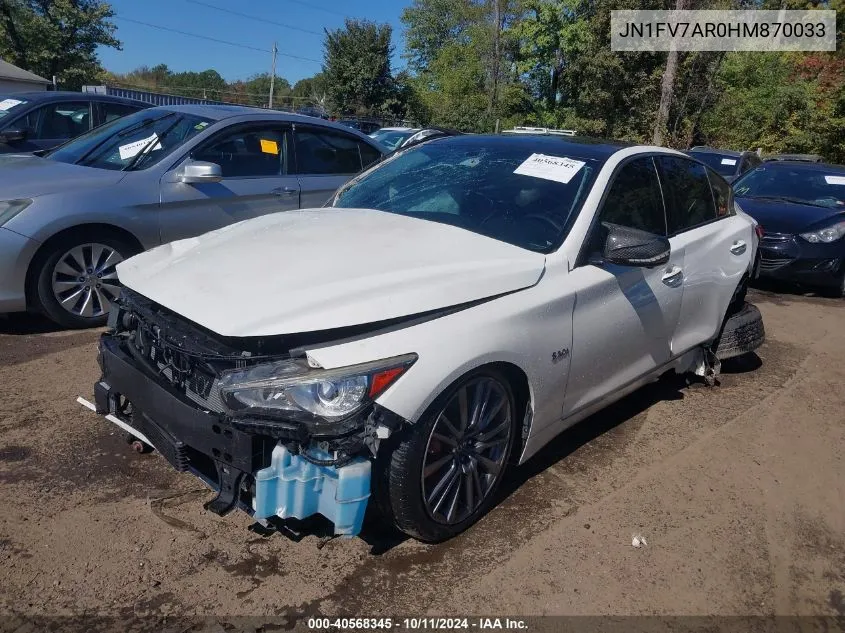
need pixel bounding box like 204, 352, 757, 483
333, 137, 599, 253
370, 129, 416, 151
0, 96, 29, 120
690, 152, 739, 176
733, 165, 845, 209
46, 109, 213, 171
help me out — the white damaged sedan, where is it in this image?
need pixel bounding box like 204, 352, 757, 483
87, 134, 764, 542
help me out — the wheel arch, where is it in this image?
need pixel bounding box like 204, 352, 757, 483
24, 223, 144, 310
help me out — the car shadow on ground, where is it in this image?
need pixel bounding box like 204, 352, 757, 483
355, 369, 709, 554
750, 279, 841, 304
0, 312, 68, 335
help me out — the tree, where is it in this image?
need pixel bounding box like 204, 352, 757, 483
244, 72, 292, 108
323, 19, 393, 116
0, 0, 121, 90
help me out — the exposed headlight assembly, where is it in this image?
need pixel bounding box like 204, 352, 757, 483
0, 199, 32, 226
800, 220, 845, 243
218, 353, 417, 433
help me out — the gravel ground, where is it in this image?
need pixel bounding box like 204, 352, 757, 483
0, 288, 843, 630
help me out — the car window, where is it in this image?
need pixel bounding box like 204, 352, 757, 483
100, 102, 142, 124
33, 101, 90, 140
193, 125, 288, 178
732, 165, 845, 209
48, 110, 213, 171
599, 157, 666, 235
657, 156, 719, 234
706, 168, 734, 217
295, 128, 362, 175
689, 152, 738, 177
359, 141, 381, 169
334, 137, 599, 253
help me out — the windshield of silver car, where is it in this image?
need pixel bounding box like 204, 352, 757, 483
333, 137, 599, 253
46, 109, 213, 171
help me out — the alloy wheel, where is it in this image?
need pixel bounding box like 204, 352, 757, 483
421, 377, 512, 525
51, 243, 124, 319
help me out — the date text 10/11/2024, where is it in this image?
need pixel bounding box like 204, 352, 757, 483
306, 618, 530, 630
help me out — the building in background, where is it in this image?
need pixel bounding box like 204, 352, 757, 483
0, 59, 51, 93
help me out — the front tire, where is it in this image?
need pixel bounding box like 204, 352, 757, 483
375, 368, 516, 542
33, 232, 137, 329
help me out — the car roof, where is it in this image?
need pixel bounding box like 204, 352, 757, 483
688, 146, 744, 157
376, 127, 418, 132
142, 104, 386, 146
0, 91, 148, 106
435, 133, 631, 160
751, 160, 845, 173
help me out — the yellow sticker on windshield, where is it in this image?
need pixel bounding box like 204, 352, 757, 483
260, 139, 279, 155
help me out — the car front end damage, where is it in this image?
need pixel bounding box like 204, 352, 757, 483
89, 289, 414, 537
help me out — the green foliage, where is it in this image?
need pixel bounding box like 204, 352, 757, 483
323, 18, 393, 116
0, 0, 120, 90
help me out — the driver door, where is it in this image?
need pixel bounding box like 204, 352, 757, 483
159, 122, 300, 244
562, 156, 685, 417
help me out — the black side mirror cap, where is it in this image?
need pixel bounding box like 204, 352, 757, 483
0, 128, 26, 143
602, 222, 671, 268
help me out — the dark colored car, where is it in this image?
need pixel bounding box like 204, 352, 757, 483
764, 153, 824, 163
0, 91, 150, 153
733, 161, 845, 295
687, 147, 762, 183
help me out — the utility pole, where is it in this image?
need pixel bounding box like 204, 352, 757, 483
269, 42, 278, 109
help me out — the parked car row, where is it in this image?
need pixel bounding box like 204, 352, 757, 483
1, 99, 838, 544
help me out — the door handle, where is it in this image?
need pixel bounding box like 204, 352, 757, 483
661, 266, 684, 287
272, 187, 298, 196
730, 240, 747, 255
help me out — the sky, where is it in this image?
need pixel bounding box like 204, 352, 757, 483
97, 0, 408, 86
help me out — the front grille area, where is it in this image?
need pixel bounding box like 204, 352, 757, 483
117, 290, 264, 415
759, 256, 794, 271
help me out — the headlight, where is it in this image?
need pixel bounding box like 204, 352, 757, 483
218, 353, 417, 429
800, 221, 845, 243
0, 199, 32, 226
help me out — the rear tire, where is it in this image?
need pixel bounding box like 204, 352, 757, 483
715, 302, 765, 360
375, 368, 516, 542
32, 231, 138, 329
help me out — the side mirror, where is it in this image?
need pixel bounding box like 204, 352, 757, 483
0, 128, 26, 143
602, 222, 670, 267
178, 160, 223, 184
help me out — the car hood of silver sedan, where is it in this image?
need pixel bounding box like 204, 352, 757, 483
0, 154, 124, 197
117, 207, 547, 337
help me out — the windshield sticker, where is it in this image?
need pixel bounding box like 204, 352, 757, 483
0, 98, 24, 111
118, 133, 162, 160
514, 153, 586, 184
194, 121, 209, 130
260, 139, 279, 155
721, 158, 737, 166
824, 175, 845, 185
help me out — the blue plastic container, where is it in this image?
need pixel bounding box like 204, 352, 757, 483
252, 445, 371, 537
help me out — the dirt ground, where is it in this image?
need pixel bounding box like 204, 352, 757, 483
0, 287, 844, 629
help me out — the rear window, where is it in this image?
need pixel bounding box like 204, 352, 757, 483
690, 152, 739, 177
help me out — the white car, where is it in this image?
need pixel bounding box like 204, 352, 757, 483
87, 134, 764, 542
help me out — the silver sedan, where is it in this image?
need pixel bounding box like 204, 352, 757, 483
0, 104, 385, 327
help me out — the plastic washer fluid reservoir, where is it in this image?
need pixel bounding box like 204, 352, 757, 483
252, 444, 371, 537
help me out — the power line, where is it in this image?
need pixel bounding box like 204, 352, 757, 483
114, 16, 322, 63
281, 0, 349, 18
184, 0, 323, 36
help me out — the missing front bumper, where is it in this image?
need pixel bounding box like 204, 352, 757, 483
88, 335, 372, 537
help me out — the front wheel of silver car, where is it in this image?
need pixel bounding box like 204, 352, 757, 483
33, 232, 138, 329
375, 368, 516, 542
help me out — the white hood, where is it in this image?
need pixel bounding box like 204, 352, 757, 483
117, 208, 546, 337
